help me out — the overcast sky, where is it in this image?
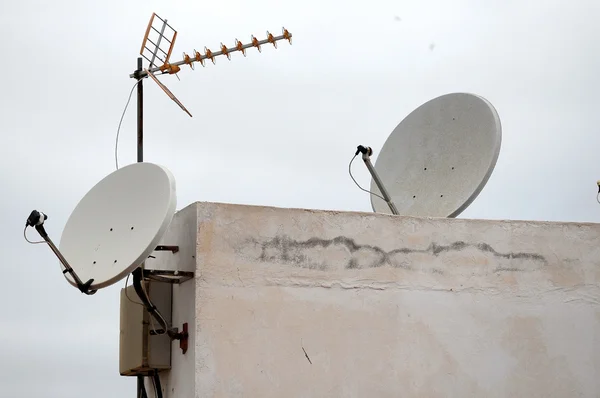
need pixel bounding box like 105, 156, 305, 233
1, 0, 599, 396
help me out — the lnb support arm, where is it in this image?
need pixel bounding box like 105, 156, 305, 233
355, 145, 400, 215
25, 210, 97, 295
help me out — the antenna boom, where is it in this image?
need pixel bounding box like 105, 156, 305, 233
130, 32, 292, 79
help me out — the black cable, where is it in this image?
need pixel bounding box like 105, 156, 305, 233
124, 273, 165, 335
132, 268, 174, 338
153, 372, 163, 398
348, 154, 386, 201
137, 375, 148, 398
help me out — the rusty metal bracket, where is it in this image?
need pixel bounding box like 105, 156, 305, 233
144, 269, 194, 284
179, 323, 189, 354
155, 245, 179, 253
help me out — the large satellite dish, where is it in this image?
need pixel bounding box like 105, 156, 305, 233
25, 162, 187, 345
25, 162, 177, 293
354, 93, 502, 218
59, 162, 176, 290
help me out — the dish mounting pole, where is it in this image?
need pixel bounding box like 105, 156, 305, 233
356, 145, 399, 215
136, 57, 143, 163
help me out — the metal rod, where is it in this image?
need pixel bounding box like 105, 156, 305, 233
361, 153, 400, 215
135, 58, 146, 282
136, 57, 143, 163
142, 51, 165, 66
152, 14, 176, 33
129, 33, 292, 78
32, 223, 96, 294
44, 235, 86, 286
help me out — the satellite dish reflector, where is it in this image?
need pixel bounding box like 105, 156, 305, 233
370, 93, 501, 218
59, 162, 176, 290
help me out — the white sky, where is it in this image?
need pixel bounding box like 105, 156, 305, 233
1, 0, 600, 396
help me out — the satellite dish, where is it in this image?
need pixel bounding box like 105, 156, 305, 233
366, 92, 501, 218
24, 162, 188, 343
58, 162, 176, 290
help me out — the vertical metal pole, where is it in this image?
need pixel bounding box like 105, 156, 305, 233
137, 57, 144, 163
135, 58, 146, 398
136, 58, 146, 272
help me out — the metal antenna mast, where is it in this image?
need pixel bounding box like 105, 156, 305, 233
135, 57, 144, 162
130, 12, 293, 161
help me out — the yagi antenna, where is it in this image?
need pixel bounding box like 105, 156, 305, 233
130, 12, 292, 119
134, 26, 293, 79
128, 12, 292, 163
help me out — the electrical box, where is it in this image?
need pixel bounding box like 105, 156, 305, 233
119, 280, 172, 376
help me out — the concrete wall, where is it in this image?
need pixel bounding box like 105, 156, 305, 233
149, 202, 600, 397
142, 203, 198, 398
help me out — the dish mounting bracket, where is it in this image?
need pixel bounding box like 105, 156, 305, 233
144, 244, 194, 284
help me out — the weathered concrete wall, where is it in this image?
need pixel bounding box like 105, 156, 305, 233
153, 202, 600, 397
142, 203, 198, 398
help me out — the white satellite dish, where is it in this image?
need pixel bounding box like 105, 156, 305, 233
25, 161, 188, 343
355, 93, 501, 218
25, 162, 177, 294
59, 162, 176, 290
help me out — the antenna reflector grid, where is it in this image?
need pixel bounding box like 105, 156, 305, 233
140, 13, 178, 70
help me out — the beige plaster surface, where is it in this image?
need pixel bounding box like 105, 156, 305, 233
152, 202, 600, 397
